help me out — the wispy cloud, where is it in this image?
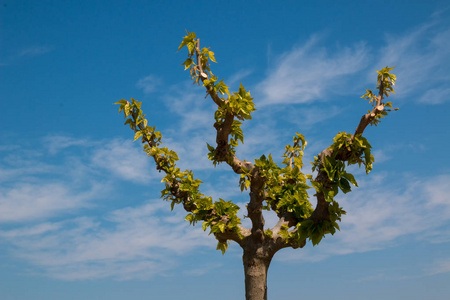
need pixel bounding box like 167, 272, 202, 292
143, 80, 220, 171
0, 136, 160, 224
163, 81, 216, 132
0, 45, 53, 65
227, 69, 253, 87
44, 135, 92, 155
0, 45, 54, 66
18, 45, 53, 57
257, 34, 369, 106
136, 75, 162, 94
0, 182, 103, 223
0, 201, 215, 280
374, 20, 450, 104
427, 257, 450, 276
418, 88, 450, 105
90, 138, 155, 184
183, 262, 223, 276
0, 135, 224, 280
284, 105, 342, 129
256, 17, 450, 107
278, 174, 450, 265
236, 116, 283, 160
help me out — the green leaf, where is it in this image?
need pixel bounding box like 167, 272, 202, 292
342, 172, 358, 187
208, 51, 216, 63
216, 241, 228, 255
187, 42, 195, 54
133, 131, 143, 142
339, 177, 351, 193
114, 99, 128, 105
185, 214, 194, 223
311, 233, 323, 246
218, 222, 225, 233
182, 58, 193, 70
202, 221, 209, 231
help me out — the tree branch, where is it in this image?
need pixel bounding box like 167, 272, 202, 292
271, 213, 297, 236
190, 38, 269, 242
246, 168, 267, 243
269, 215, 306, 251
309, 75, 388, 224
130, 115, 248, 245
216, 226, 251, 248
194, 38, 255, 176
352, 75, 386, 139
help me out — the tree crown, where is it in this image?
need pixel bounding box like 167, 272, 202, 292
115, 31, 397, 253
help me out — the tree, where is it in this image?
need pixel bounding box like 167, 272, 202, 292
115, 31, 397, 300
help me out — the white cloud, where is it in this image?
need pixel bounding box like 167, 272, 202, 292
255, 18, 450, 108
0, 159, 55, 183
423, 174, 450, 208
136, 75, 162, 94
227, 69, 253, 87
1, 201, 216, 280
427, 257, 450, 276
0, 182, 104, 223
0, 136, 162, 224
236, 116, 283, 161
0, 135, 240, 280
164, 133, 216, 171
19, 46, 53, 57
372, 149, 392, 164
183, 262, 223, 276
374, 22, 450, 104
0, 137, 447, 281
257, 34, 369, 106
44, 135, 92, 154
0, 222, 62, 238
284, 105, 342, 129
90, 138, 155, 183
163, 81, 216, 132
277, 174, 450, 263
418, 88, 450, 104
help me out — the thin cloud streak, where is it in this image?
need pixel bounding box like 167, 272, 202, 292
0, 182, 102, 223
227, 69, 253, 87
136, 75, 162, 94
44, 135, 92, 155
257, 17, 450, 107
90, 138, 155, 184
19, 46, 53, 57
257, 34, 369, 106
284, 105, 342, 129
374, 20, 450, 104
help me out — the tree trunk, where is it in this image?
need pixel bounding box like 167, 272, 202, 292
243, 249, 273, 300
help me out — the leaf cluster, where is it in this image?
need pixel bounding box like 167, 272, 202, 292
178, 32, 257, 166
115, 98, 242, 254
179, 30, 217, 86
114, 32, 398, 253
361, 66, 398, 126
286, 201, 346, 246
309, 132, 372, 203
241, 134, 313, 221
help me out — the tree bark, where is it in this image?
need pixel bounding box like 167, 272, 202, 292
243, 248, 273, 300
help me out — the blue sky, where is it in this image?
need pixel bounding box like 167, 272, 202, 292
1, 1, 450, 299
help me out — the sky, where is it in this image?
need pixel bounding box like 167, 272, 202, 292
1, 1, 450, 299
